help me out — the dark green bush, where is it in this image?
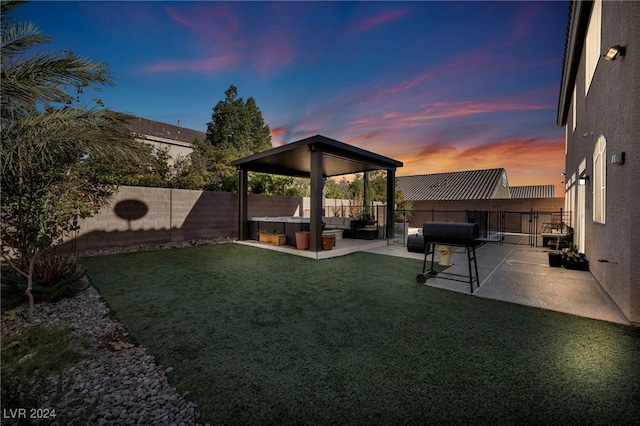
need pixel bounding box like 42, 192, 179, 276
1, 268, 86, 311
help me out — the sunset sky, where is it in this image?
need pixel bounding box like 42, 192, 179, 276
16, 1, 569, 192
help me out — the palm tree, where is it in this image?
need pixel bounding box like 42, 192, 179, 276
1, 0, 142, 170
1, 0, 144, 318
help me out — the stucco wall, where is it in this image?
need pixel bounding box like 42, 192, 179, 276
630, 2, 640, 326
563, 1, 639, 325
140, 138, 193, 167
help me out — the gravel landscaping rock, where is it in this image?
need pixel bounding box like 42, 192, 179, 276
78, 238, 233, 257
1, 283, 209, 425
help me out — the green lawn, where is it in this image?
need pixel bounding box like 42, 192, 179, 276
81, 243, 640, 425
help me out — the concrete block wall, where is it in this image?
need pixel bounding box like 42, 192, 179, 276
70, 187, 173, 250
66, 187, 564, 252
64, 186, 303, 251
248, 194, 303, 219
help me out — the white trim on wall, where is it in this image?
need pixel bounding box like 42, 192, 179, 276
585, 0, 602, 96
593, 135, 606, 224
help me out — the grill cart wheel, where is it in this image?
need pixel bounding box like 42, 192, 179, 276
416, 268, 438, 284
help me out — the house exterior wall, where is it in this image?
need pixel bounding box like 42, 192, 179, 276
563, 1, 639, 325
492, 170, 511, 199
64, 186, 303, 252
137, 136, 193, 167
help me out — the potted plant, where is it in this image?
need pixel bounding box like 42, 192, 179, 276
258, 230, 285, 246
295, 231, 310, 250
548, 253, 563, 267
548, 242, 563, 267
322, 234, 335, 250
562, 245, 589, 270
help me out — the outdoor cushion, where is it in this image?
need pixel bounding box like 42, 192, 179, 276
323, 217, 351, 229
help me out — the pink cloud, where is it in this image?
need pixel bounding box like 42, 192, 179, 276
456, 137, 562, 166
164, 6, 197, 29
260, 47, 499, 135
348, 9, 411, 34
141, 5, 297, 75
255, 30, 295, 73
511, 3, 544, 40
339, 48, 496, 115
347, 99, 552, 135
136, 5, 247, 75
395, 136, 565, 193
138, 52, 239, 74
164, 5, 244, 48
270, 126, 288, 146
345, 130, 388, 146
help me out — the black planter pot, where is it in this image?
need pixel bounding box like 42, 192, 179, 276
548, 252, 563, 267
407, 234, 425, 253
563, 255, 590, 271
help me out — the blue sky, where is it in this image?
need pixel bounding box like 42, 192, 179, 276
16, 1, 569, 190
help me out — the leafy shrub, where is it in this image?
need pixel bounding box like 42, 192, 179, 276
0, 267, 86, 311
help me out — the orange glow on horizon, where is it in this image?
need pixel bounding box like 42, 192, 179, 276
395, 137, 565, 196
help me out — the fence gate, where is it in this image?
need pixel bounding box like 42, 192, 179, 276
391, 209, 570, 248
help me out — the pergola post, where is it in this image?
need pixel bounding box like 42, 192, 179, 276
309, 146, 324, 252
386, 169, 396, 239
238, 168, 249, 240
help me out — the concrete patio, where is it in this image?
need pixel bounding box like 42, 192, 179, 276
236, 235, 629, 325
236, 237, 388, 260
364, 236, 630, 326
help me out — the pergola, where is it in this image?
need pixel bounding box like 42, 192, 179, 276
231, 135, 403, 252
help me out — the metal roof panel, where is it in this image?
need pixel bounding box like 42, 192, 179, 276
397, 169, 505, 201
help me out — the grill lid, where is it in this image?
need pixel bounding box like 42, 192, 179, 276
422, 222, 480, 245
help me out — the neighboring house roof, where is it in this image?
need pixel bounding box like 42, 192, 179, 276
397, 168, 509, 201
510, 185, 556, 199
127, 116, 206, 145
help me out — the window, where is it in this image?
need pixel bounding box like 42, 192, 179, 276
593, 136, 606, 223
585, 0, 602, 95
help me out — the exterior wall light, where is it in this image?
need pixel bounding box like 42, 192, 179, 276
604, 45, 625, 61
611, 152, 626, 165
579, 175, 590, 186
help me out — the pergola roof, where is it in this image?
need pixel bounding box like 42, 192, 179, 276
231, 134, 403, 177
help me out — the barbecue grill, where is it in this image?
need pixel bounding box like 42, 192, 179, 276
416, 222, 482, 292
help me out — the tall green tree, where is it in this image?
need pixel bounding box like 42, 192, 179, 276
248, 174, 310, 197
1, 0, 142, 318
172, 138, 214, 190
325, 172, 406, 218
325, 177, 351, 199
85, 140, 173, 188
205, 84, 272, 191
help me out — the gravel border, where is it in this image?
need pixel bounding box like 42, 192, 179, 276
1, 242, 227, 425
77, 238, 234, 258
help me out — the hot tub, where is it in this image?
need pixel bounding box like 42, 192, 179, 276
249, 217, 310, 245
